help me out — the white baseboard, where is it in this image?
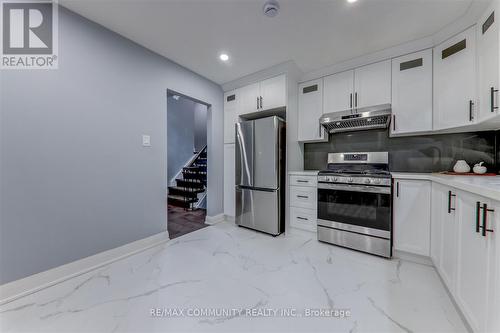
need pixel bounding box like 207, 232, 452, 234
287, 226, 316, 236
0, 231, 170, 306
224, 215, 235, 223
205, 213, 225, 225
393, 250, 433, 266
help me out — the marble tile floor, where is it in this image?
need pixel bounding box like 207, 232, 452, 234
0, 222, 467, 333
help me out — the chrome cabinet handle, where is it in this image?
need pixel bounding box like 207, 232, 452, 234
296, 180, 309, 183
296, 217, 309, 221
355, 92, 358, 108
297, 195, 309, 199
393, 115, 396, 131
350, 93, 353, 109
260, 96, 263, 109
257, 97, 259, 110
491, 87, 499, 113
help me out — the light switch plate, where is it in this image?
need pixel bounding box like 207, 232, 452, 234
142, 135, 151, 147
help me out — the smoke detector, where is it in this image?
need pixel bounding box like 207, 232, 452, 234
263, 0, 280, 17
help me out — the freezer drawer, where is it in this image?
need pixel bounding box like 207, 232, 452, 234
235, 187, 281, 235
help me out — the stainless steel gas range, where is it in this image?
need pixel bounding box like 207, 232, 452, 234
317, 152, 392, 258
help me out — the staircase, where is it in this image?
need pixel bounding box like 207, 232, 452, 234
168, 146, 207, 209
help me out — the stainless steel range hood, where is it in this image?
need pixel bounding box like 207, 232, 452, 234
319, 104, 392, 133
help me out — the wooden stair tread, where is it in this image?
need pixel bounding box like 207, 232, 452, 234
168, 194, 198, 203
168, 186, 204, 193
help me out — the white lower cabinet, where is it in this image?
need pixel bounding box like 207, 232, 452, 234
455, 190, 497, 333
431, 183, 458, 292
223, 144, 235, 218
289, 174, 317, 232
393, 179, 431, 256
290, 185, 317, 210
440, 189, 459, 292
430, 183, 444, 267
290, 207, 317, 233
427, 180, 499, 332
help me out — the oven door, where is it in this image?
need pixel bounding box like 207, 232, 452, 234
317, 182, 391, 239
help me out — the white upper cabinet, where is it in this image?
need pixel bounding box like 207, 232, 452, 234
477, 1, 500, 123
237, 75, 286, 114
354, 60, 392, 108
238, 82, 260, 114
260, 75, 287, 111
224, 90, 238, 144
433, 26, 477, 130
322, 61, 390, 114
391, 49, 433, 135
393, 179, 431, 256
323, 70, 354, 114
298, 79, 327, 142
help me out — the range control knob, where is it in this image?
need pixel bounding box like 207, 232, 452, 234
364, 178, 371, 184
348, 177, 354, 183
333, 177, 338, 182
373, 178, 381, 185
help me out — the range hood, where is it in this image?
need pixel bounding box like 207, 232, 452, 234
319, 104, 392, 134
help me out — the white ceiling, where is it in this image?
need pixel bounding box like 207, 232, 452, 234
61, 0, 485, 85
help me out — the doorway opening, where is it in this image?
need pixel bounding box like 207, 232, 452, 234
166, 91, 209, 239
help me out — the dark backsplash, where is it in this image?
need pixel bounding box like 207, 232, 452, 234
304, 129, 499, 173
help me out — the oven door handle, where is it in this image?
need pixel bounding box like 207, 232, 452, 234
318, 182, 391, 194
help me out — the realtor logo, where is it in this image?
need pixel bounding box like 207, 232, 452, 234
1, 0, 58, 69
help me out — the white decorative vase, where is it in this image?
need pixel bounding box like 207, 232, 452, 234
453, 160, 470, 173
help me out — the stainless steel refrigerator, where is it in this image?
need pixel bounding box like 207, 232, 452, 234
235, 116, 286, 236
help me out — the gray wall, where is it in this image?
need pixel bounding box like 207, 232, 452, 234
0, 7, 223, 284
194, 103, 208, 152
304, 129, 497, 173
167, 97, 196, 184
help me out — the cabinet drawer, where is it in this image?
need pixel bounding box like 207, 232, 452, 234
289, 175, 317, 187
290, 207, 317, 232
290, 186, 317, 209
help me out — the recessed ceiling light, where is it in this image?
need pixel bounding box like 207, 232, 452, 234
219, 53, 229, 62
347, 0, 358, 3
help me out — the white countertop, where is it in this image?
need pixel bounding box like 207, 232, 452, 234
392, 172, 500, 202
288, 170, 319, 176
